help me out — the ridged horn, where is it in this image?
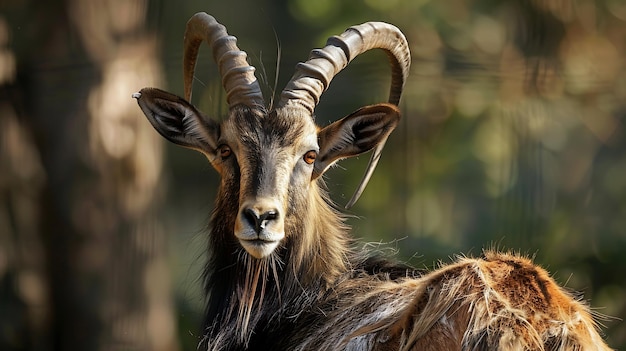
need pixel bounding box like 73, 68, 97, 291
184, 12, 265, 109
278, 22, 410, 208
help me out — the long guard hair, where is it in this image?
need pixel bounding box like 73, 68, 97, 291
133, 12, 612, 351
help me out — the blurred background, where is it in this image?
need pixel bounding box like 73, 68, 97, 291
1, 0, 625, 350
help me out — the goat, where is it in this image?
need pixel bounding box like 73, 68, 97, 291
133, 12, 612, 351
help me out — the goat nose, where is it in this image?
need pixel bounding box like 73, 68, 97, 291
242, 207, 279, 234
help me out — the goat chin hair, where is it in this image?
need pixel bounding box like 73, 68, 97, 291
133, 12, 613, 351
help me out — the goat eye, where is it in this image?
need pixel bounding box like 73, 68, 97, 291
303, 150, 317, 165
219, 145, 232, 159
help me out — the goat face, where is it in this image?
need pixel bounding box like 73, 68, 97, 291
133, 13, 408, 259
135, 87, 400, 258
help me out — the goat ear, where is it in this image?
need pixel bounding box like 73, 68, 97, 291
314, 103, 400, 179
133, 88, 219, 153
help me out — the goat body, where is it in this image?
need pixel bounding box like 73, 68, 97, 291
134, 13, 612, 351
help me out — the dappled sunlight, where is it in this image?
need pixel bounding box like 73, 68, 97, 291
0, 101, 49, 335
562, 33, 621, 95
405, 190, 455, 243
471, 15, 506, 55
0, 1, 179, 351
71, 0, 176, 348
86, 40, 164, 215
0, 104, 46, 187
471, 113, 517, 197
0, 17, 15, 85
68, 0, 149, 63
144, 256, 178, 350
453, 81, 493, 118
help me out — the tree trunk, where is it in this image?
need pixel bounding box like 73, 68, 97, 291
0, 0, 179, 350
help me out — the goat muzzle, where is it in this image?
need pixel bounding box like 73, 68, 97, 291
235, 198, 285, 258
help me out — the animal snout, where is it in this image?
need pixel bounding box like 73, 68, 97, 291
235, 199, 285, 242
242, 207, 279, 234
235, 199, 285, 258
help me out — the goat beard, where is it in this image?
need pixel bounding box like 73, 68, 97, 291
226, 250, 283, 345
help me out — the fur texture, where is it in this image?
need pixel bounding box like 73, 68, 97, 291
135, 93, 612, 351
198, 153, 612, 350
134, 39, 612, 351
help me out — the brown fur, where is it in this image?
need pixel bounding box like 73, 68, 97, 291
290, 252, 611, 351
133, 18, 612, 350
135, 89, 612, 351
